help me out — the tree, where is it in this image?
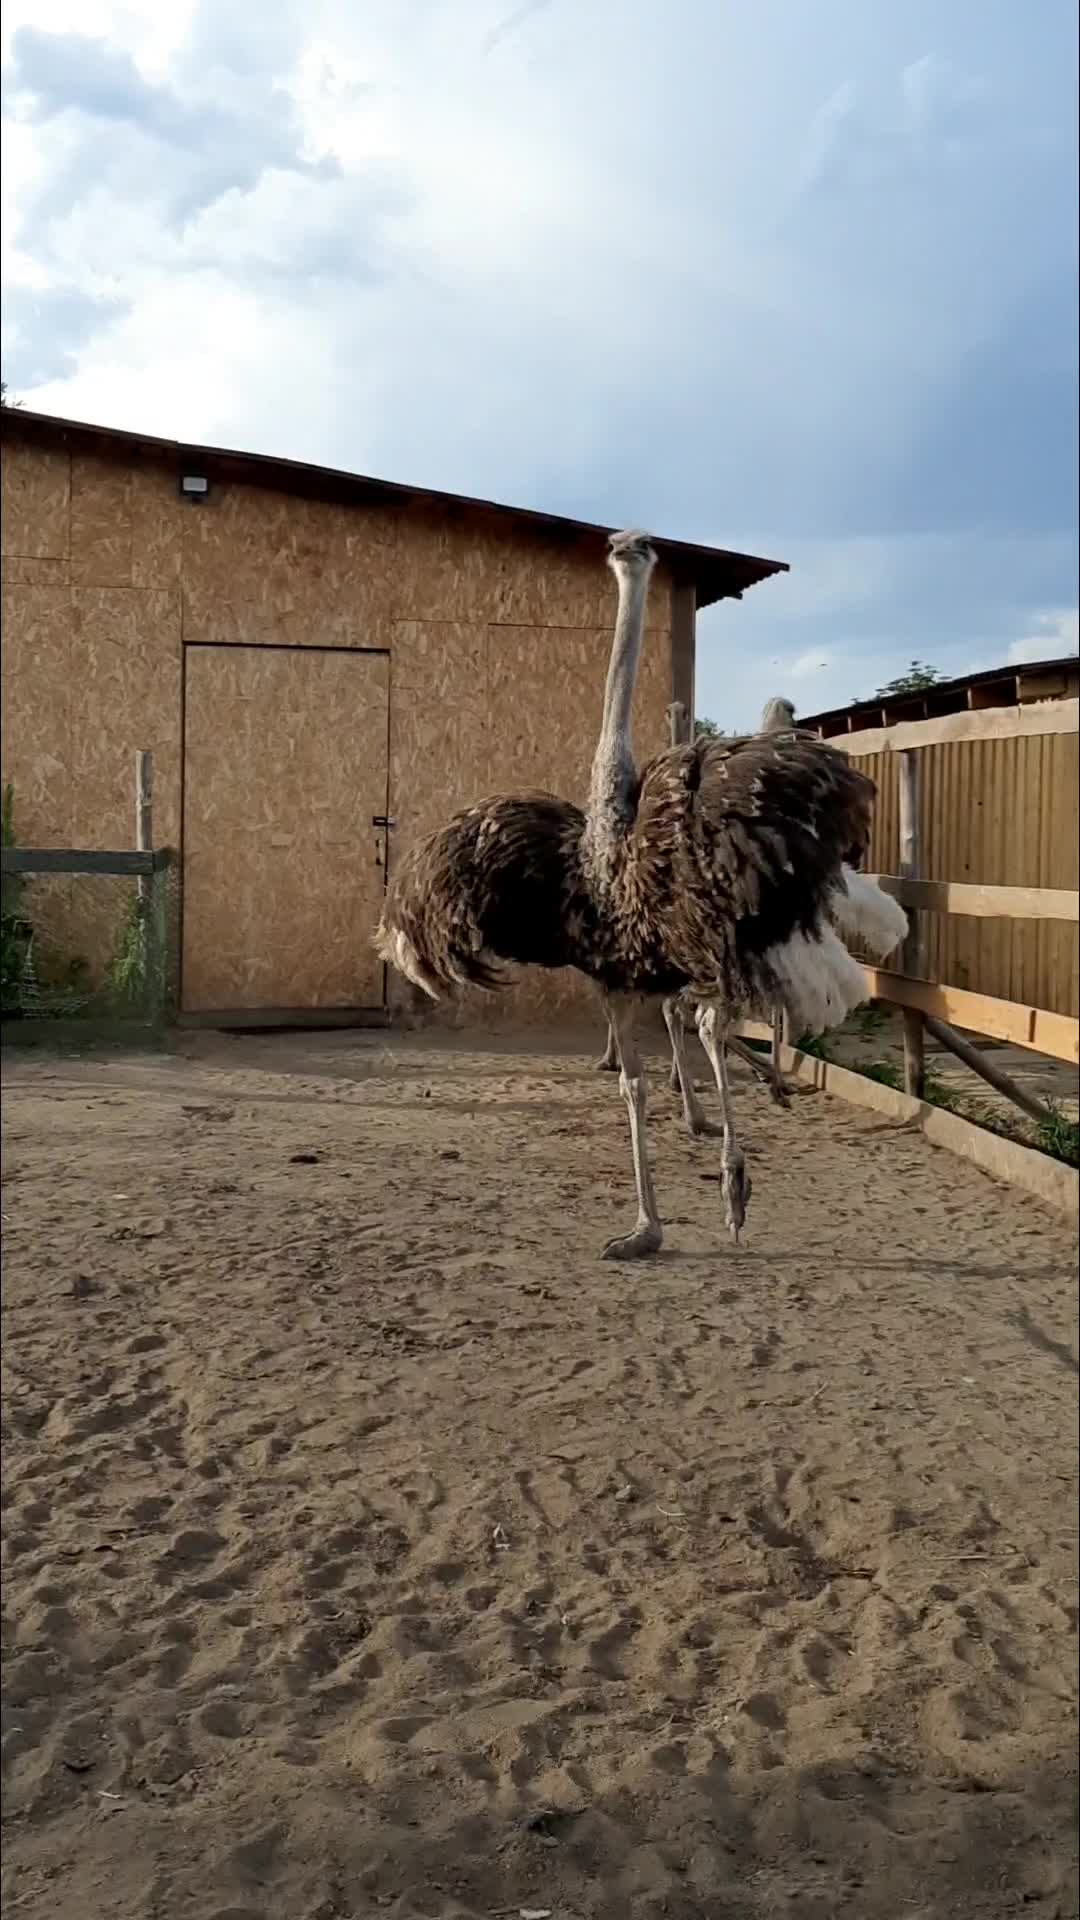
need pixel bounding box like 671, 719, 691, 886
695, 715, 721, 739
872, 661, 944, 699
0, 380, 20, 408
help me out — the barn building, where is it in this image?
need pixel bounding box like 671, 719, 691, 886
1, 408, 785, 1026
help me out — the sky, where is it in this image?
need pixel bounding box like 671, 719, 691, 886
2, 0, 1077, 727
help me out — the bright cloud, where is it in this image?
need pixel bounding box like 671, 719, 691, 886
2, 0, 1077, 725
1007, 609, 1080, 666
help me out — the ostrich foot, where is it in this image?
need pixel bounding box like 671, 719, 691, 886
601, 1219, 664, 1261
685, 1109, 724, 1139
721, 1151, 753, 1243
767, 1079, 793, 1110
592, 1051, 620, 1072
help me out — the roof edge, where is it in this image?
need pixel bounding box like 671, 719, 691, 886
1, 406, 788, 609
799, 654, 1080, 734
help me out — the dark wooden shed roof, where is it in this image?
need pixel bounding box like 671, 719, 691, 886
798, 655, 1080, 737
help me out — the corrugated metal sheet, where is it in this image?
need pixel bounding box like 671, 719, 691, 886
856, 732, 1079, 1017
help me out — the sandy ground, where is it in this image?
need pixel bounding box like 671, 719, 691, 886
1, 1026, 1078, 1920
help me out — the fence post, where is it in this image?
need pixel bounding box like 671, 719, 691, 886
135, 751, 153, 904
898, 748, 925, 1097
134, 750, 156, 1023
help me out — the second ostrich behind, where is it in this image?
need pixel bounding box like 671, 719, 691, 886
376, 530, 905, 1258
595, 695, 906, 1116
593, 695, 906, 1112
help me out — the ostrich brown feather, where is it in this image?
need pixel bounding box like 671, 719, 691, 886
375, 732, 874, 1015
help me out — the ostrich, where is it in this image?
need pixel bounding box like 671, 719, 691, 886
593, 698, 792, 1120
376, 530, 905, 1258
594, 693, 902, 1119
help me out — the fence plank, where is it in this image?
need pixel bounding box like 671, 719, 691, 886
1, 848, 158, 876
861, 968, 1080, 1064
870, 877, 1079, 921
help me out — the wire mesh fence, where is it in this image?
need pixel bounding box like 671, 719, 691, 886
1, 853, 179, 1043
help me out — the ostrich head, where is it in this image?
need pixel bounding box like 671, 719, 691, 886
607, 528, 658, 578
760, 695, 797, 732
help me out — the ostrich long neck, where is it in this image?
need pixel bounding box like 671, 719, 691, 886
583, 563, 651, 889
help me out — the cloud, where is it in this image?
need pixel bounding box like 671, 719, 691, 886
481, 0, 552, 57
694, 529, 1078, 724
1007, 609, 1079, 666
1, 0, 1076, 727
3, 21, 341, 242
0, 282, 128, 384
788, 649, 834, 679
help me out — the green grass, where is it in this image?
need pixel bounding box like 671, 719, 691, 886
779, 1010, 1079, 1172
831, 1049, 1078, 1169
795, 1032, 833, 1062
849, 1004, 890, 1041
1032, 1101, 1080, 1169
858, 1058, 902, 1089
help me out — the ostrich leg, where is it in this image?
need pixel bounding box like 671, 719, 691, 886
726, 1032, 790, 1103
722, 1007, 792, 1108
770, 1003, 790, 1104
695, 1003, 753, 1243
663, 997, 723, 1137
664, 998, 683, 1091
599, 998, 697, 1098
594, 1021, 619, 1072
601, 993, 664, 1261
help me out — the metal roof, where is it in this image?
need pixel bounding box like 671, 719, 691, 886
798, 654, 1080, 735
1, 407, 787, 611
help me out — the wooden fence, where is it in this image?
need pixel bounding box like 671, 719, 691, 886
836, 697, 1079, 1019
862, 871, 1078, 1119
818, 706, 1068, 1113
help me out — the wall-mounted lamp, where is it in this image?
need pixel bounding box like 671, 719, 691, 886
179, 473, 210, 502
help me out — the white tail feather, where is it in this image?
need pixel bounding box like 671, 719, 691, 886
766, 925, 869, 1037
386, 930, 442, 1000
832, 866, 908, 961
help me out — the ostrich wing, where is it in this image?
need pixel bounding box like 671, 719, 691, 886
625, 733, 876, 996
375, 790, 590, 998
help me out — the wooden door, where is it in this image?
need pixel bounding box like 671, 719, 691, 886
182, 645, 389, 1013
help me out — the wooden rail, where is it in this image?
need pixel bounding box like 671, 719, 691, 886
859, 967, 1079, 1066
870, 877, 1079, 922
0, 847, 173, 876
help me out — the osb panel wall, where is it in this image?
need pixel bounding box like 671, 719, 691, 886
176, 478, 676, 1023
179, 486, 403, 650
856, 731, 1079, 1018
3, 440, 678, 1023
183, 646, 389, 1011
389, 614, 673, 1024
177, 489, 671, 648
2, 449, 184, 852
1, 443, 69, 561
